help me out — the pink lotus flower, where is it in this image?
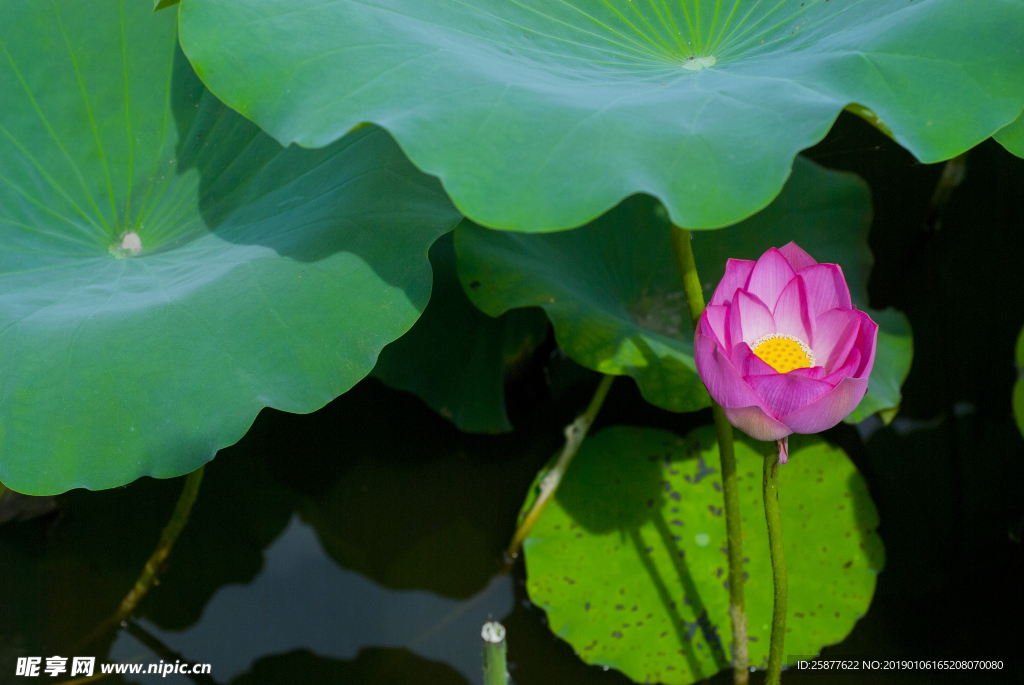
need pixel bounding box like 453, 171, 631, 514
694, 242, 877, 460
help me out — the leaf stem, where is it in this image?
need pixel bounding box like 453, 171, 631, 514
505, 374, 614, 561
78, 465, 205, 648
672, 226, 749, 684
764, 440, 788, 685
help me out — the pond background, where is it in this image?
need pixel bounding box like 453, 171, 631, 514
1, 115, 1022, 684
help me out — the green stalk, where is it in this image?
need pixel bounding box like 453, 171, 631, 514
672, 226, 749, 684
113, 465, 205, 623
481, 621, 509, 685
763, 441, 788, 685
505, 374, 614, 561
79, 465, 205, 648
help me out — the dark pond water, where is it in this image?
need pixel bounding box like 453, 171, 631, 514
2, 116, 1023, 685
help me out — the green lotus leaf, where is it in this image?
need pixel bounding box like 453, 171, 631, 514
1014, 324, 1024, 438
178, 0, 1024, 233
456, 191, 709, 412
995, 111, 1024, 158
456, 157, 911, 420
0, 1, 460, 495
524, 425, 884, 684
372, 233, 549, 433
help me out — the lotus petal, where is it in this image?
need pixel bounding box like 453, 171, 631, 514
746, 248, 796, 310
709, 258, 755, 307
722, 405, 792, 442
779, 241, 818, 271
782, 377, 870, 434
730, 290, 776, 348
746, 373, 834, 420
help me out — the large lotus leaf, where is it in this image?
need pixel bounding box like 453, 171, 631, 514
457, 191, 709, 413
524, 426, 884, 684
456, 156, 911, 420
372, 232, 548, 433
178, 0, 1024, 233
996, 112, 1024, 158
1015, 324, 1024, 438
0, 1, 460, 495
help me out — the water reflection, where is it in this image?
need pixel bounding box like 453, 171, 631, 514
112, 515, 513, 684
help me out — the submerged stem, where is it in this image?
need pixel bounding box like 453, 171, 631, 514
481, 621, 509, 685
79, 465, 205, 648
124, 619, 217, 685
672, 226, 749, 684
505, 374, 614, 561
114, 465, 205, 622
764, 440, 788, 685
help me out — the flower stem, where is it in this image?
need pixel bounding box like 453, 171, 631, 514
672, 226, 749, 684
764, 441, 788, 685
78, 465, 205, 649
505, 374, 614, 561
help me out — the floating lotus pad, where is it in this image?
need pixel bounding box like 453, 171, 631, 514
524, 426, 884, 684
456, 157, 912, 420
0, 1, 460, 494
179, 0, 1024, 232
